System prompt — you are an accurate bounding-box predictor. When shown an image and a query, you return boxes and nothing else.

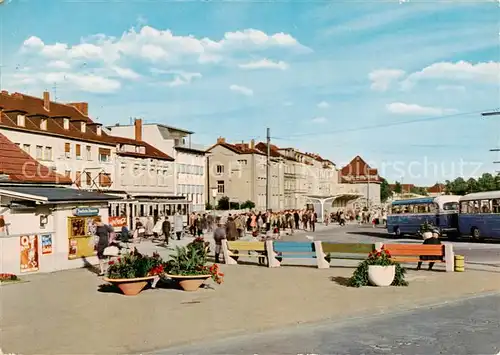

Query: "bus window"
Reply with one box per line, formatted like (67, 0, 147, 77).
(493, 199, 500, 214)
(443, 202, 458, 211)
(481, 200, 491, 214)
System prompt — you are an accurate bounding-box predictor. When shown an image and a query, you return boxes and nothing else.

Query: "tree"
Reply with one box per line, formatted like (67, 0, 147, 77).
(466, 178, 479, 194)
(410, 186, 428, 196)
(229, 202, 240, 210)
(380, 178, 392, 202)
(477, 173, 496, 192)
(241, 200, 256, 209)
(205, 202, 213, 210)
(393, 181, 402, 194)
(217, 196, 230, 210)
(448, 177, 468, 195)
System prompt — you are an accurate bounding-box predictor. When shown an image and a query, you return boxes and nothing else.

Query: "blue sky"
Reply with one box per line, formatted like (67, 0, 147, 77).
(1, 0, 499, 185)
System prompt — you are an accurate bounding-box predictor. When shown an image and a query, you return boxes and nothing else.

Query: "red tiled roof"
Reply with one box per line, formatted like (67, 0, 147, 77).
(255, 142, 282, 157)
(427, 183, 445, 193)
(207, 141, 265, 155)
(0, 133, 72, 184)
(0, 91, 173, 161)
(340, 155, 382, 183)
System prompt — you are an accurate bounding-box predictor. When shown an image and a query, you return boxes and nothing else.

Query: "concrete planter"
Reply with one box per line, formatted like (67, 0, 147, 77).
(166, 274, 211, 291)
(368, 265, 395, 287)
(104, 276, 156, 296)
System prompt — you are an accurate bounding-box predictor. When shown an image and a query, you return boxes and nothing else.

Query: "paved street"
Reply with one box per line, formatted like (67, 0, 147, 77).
(155, 292, 500, 355)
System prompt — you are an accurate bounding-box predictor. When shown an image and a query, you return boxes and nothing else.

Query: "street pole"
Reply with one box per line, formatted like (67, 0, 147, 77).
(266, 127, 270, 212)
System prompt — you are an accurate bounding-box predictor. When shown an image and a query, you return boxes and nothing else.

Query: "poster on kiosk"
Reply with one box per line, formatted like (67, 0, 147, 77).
(67, 207, 101, 260)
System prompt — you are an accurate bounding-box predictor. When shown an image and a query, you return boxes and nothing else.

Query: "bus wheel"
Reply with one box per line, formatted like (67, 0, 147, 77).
(471, 227, 481, 242)
(394, 227, 401, 237)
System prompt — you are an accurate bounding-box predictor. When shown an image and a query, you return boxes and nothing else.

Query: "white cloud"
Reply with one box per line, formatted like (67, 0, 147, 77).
(311, 116, 328, 123)
(386, 102, 458, 116)
(317, 101, 329, 108)
(47, 60, 71, 69)
(229, 84, 253, 96)
(283, 101, 293, 106)
(402, 61, 500, 89)
(110, 66, 141, 80)
(239, 59, 289, 70)
(20, 26, 307, 66)
(166, 71, 202, 87)
(368, 69, 406, 91)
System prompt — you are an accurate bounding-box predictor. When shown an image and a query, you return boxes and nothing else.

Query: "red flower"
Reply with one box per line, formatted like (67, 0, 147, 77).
(108, 260, 115, 265)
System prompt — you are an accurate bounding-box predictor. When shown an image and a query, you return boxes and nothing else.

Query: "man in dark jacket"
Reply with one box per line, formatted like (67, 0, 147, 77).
(417, 230, 442, 270)
(213, 222, 227, 263)
(225, 216, 238, 241)
(162, 217, 171, 245)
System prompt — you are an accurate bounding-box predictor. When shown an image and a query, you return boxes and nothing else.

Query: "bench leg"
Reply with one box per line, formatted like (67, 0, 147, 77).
(221, 242, 238, 265)
(265, 240, 280, 267)
(314, 241, 330, 269)
(444, 244, 454, 272)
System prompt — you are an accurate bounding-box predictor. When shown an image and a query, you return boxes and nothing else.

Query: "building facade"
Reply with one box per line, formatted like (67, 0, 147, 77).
(107, 122, 206, 212)
(339, 156, 382, 208)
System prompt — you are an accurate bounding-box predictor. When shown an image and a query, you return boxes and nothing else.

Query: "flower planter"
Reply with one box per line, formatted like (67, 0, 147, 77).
(368, 265, 395, 287)
(166, 274, 211, 292)
(104, 276, 157, 296)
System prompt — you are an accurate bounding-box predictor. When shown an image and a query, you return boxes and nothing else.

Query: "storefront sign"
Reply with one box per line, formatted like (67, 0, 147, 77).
(20, 235, 39, 273)
(109, 216, 127, 228)
(41, 234, 53, 255)
(73, 207, 99, 217)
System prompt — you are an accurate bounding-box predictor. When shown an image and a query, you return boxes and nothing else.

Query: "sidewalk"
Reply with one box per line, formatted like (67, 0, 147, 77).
(1, 258, 499, 354)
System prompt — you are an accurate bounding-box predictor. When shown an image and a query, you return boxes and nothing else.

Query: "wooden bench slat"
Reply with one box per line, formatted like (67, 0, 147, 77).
(392, 257, 445, 263)
(279, 253, 316, 259)
(274, 242, 315, 253)
(227, 241, 266, 252)
(322, 243, 375, 254)
(384, 244, 444, 256)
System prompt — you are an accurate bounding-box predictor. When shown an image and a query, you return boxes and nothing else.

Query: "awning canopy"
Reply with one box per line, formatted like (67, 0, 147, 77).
(0, 186, 123, 204)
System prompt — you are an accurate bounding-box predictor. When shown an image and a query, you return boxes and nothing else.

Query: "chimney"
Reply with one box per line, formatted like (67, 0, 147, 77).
(68, 102, 89, 116)
(134, 118, 142, 141)
(43, 91, 50, 111)
(250, 139, 255, 149)
(216, 136, 226, 144)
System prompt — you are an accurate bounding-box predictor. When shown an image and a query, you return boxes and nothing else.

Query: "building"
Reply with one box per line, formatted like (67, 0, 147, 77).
(0, 132, 121, 275)
(0, 90, 190, 228)
(107, 121, 206, 212)
(427, 183, 446, 196)
(206, 137, 270, 210)
(339, 156, 382, 208)
(207, 137, 359, 217)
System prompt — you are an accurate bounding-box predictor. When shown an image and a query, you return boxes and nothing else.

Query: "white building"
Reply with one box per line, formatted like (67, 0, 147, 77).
(0, 90, 190, 228)
(107, 121, 206, 212)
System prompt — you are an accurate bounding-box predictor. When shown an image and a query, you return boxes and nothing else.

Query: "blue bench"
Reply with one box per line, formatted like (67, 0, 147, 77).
(269, 241, 329, 268)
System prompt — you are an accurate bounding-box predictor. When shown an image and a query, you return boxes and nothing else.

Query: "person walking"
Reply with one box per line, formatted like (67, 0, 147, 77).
(225, 216, 238, 241)
(174, 212, 183, 240)
(213, 222, 227, 263)
(96, 221, 113, 276)
(162, 216, 171, 245)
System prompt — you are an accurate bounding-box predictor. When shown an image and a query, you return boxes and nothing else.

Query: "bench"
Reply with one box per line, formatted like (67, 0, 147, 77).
(221, 241, 268, 266)
(270, 241, 329, 268)
(383, 243, 454, 272)
(321, 242, 380, 263)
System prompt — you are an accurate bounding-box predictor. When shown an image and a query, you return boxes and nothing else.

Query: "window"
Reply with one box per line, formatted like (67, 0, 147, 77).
(217, 180, 225, 194)
(75, 144, 81, 159)
(443, 202, 459, 211)
(238, 159, 248, 165)
(65, 143, 71, 158)
(75, 171, 81, 187)
(40, 119, 47, 130)
(216, 165, 224, 174)
(99, 148, 111, 162)
(86, 146, 92, 160)
(36, 145, 43, 159)
(86, 172, 92, 186)
(17, 115, 25, 127)
(65, 170, 71, 178)
(63, 118, 69, 130)
(23, 144, 30, 154)
(99, 173, 112, 187)
(44, 147, 53, 161)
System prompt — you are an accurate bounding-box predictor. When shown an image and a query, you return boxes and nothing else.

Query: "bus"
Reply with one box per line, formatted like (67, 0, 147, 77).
(387, 195, 460, 237)
(458, 191, 500, 241)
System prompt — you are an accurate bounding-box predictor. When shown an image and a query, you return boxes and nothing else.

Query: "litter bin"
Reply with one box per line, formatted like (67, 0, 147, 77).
(454, 255, 465, 272)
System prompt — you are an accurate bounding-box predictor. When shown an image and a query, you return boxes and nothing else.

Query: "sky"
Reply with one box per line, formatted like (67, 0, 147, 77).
(0, 0, 499, 185)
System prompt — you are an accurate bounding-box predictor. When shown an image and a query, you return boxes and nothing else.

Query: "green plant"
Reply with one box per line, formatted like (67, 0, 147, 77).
(165, 245, 224, 284)
(419, 221, 435, 233)
(347, 249, 408, 287)
(107, 249, 164, 279)
(0, 273, 19, 282)
(188, 237, 210, 255)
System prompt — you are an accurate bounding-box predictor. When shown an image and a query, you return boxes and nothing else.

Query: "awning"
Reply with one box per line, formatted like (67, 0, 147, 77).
(0, 186, 123, 204)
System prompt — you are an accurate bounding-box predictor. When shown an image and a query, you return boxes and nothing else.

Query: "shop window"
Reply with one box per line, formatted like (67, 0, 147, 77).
(98, 173, 112, 187)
